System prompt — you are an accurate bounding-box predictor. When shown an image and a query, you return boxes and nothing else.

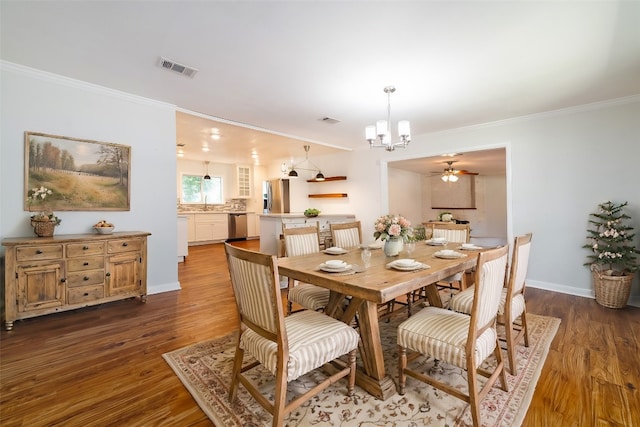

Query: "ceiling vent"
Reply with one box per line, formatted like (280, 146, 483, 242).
(319, 116, 341, 124)
(158, 57, 198, 78)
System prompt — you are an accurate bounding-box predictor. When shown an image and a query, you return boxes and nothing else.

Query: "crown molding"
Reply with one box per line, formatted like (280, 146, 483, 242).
(1, 60, 175, 111)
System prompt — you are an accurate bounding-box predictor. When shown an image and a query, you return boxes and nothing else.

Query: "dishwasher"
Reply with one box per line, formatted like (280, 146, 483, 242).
(227, 213, 248, 241)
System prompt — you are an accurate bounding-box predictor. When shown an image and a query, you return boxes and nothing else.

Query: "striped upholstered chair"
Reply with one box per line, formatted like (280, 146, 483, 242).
(282, 225, 330, 314)
(397, 245, 509, 427)
(329, 221, 363, 249)
(450, 233, 533, 375)
(224, 243, 359, 427)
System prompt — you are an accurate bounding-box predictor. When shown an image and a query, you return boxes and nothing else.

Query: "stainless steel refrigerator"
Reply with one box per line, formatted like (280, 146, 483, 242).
(265, 179, 290, 213)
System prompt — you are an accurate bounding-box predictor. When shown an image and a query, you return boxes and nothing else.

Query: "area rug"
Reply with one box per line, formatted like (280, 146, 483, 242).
(163, 313, 559, 426)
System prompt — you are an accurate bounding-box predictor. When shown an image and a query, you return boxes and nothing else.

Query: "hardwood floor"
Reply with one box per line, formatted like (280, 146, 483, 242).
(1, 240, 638, 426)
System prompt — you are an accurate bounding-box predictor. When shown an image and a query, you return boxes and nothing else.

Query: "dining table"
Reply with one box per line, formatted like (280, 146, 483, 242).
(277, 240, 485, 400)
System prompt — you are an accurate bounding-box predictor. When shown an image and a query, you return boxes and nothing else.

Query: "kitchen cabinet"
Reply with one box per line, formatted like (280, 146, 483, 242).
(259, 214, 356, 255)
(185, 214, 196, 242)
(2, 232, 150, 331)
(236, 165, 251, 198)
(194, 213, 228, 242)
(177, 216, 189, 262)
(247, 212, 257, 238)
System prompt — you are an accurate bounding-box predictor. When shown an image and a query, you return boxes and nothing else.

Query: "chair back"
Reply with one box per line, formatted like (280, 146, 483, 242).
(430, 222, 470, 243)
(224, 243, 283, 339)
(330, 221, 362, 248)
(470, 245, 509, 334)
(507, 233, 532, 296)
(283, 225, 321, 257)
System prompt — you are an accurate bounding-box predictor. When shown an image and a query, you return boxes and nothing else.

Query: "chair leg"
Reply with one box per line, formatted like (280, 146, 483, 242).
(467, 358, 481, 427)
(272, 367, 288, 427)
(228, 339, 244, 402)
(398, 345, 407, 395)
(521, 310, 530, 347)
(504, 315, 517, 376)
(286, 277, 294, 315)
(494, 338, 509, 392)
(347, 349, 356, 396)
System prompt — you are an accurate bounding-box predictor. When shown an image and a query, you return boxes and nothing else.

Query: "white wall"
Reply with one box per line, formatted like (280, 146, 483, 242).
(388, 167, 423, 227)
(1, 62, 180, 294)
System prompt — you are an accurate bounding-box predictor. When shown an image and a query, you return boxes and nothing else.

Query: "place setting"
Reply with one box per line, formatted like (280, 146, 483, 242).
(386, 258, 430, 272)
(433, 249, 467, 259)
(425, 237, 448, 246)
(322, 246, 348, 255)
(316, 259, 361, 275)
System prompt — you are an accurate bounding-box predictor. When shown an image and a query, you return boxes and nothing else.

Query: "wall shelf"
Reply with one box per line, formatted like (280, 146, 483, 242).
(306, 176, 347, 183)
(308, 193, 348, 198)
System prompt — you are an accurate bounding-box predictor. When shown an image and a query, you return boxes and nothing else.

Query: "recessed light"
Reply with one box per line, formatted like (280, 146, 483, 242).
(211, 134, 221, 141)
(202, 146, 210, 152)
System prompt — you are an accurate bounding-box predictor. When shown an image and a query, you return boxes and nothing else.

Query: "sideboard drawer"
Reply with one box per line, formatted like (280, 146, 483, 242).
(66, 242, 105, 258)
(68, 285, 105, 304)
(67, 257, 105, 272)
(107, 239, 143, 254)
(67, 270, 105, 287)
(16, 245, 64, 262)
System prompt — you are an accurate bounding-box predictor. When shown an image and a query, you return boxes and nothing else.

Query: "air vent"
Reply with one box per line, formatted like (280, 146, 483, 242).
(319, 116, 341, 124)
(158, 57, 198, 78)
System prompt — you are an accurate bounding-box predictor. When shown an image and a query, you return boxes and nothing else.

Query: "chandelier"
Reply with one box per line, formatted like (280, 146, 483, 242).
(441, 161, 459, 182)
(281, 145, 325, 181)
(365, 86, 411, 151)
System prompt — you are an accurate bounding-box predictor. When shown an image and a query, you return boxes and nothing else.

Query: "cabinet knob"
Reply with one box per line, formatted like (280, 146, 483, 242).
(83, 246, 89, 250)
(36, 250, 43, 254)
(83, 262, 89, 266)
(60, 278, 66, 283)
(122, 242, 128, 247)
(83, 276, 90, 281)
(106, 272, 111, 277)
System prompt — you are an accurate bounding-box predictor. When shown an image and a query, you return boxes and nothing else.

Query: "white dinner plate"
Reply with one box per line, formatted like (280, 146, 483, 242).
(434, 251, 466, 259)
(319, 263, 352, 273)
(323, 248, 348, 255)
(426, 240, 447, 246)
(388, 261, 428, 271)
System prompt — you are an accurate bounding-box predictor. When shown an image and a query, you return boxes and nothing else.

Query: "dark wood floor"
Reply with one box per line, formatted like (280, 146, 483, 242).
(1, 241, 638, 426)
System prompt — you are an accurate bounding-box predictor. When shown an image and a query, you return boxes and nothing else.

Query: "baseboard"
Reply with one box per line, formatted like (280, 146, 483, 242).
(148, 281, 181, 295)
(528, 279, 639, 308)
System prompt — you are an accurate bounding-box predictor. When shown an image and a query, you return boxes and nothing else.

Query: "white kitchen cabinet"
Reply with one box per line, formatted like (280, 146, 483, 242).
(177, 216, 189, 262)
(259, 214, 355, 255)
(194, 213, 228, 242)
(186, 214, 196, 242)
(247, 212, 257, 238)
(236, 165, 251, 198)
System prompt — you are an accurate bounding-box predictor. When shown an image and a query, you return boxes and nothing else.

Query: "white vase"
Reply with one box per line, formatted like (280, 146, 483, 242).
(384, 237, 403, 257)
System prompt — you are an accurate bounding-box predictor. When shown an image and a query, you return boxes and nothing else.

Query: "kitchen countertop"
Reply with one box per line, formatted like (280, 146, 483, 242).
(259, 213, 355, 218)
(177, 211, 253, 214)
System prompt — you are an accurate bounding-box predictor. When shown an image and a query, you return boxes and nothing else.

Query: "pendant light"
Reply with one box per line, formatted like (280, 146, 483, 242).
(203, 161, 211, 180)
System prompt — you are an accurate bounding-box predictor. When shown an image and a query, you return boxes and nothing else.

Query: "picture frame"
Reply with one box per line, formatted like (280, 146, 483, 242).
(24, 132, 131, 211)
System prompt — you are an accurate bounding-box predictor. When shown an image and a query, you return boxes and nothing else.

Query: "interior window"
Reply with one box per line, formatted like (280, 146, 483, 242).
(181, 174, 223, 204)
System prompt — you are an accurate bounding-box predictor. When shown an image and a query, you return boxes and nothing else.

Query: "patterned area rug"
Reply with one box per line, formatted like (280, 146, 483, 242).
(163, 313, 559, 426)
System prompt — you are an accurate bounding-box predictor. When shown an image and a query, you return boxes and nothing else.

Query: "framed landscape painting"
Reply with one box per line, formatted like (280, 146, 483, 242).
(24, 132, 131, 211)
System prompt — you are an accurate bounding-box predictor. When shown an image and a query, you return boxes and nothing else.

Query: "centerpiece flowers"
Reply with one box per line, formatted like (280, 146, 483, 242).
(583, 201, 638, 308)
(374, 214, 411, 256)
(27, 186, 62, 237)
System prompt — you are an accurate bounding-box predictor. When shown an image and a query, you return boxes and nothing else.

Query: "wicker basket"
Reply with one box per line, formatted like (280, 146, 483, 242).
(592, 268, 633, 309)
(31, 219, 56, 237)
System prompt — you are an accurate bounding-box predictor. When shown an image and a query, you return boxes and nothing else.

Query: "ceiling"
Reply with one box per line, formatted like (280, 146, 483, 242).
(2, 1, 639, 173)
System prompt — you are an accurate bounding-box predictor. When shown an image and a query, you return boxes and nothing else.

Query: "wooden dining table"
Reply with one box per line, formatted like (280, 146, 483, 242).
(277, 241, 483, 400)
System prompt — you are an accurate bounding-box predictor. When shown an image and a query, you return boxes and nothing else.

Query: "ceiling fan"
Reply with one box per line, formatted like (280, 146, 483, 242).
(432, 161, 478, 182)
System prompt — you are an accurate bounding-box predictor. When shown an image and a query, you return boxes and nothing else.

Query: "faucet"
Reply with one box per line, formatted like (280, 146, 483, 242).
(204, 195, 208, 211)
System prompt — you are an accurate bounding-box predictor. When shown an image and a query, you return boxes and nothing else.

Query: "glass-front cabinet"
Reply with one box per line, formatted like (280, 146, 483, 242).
(236, 165, 251, 198)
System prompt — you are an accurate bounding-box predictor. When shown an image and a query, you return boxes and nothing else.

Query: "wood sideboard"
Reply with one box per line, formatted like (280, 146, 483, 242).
(2, 231, 151, 331)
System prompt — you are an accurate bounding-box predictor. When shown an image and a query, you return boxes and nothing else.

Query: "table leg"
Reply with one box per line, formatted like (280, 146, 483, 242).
(353, 300, 398, 400)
